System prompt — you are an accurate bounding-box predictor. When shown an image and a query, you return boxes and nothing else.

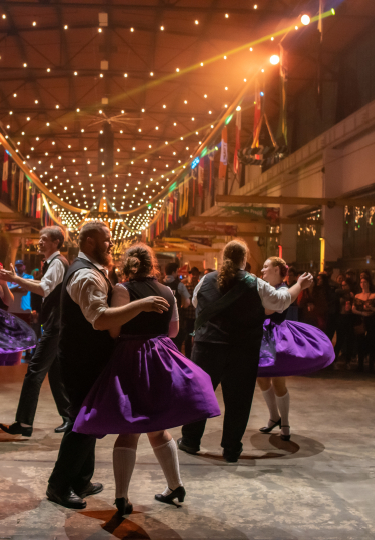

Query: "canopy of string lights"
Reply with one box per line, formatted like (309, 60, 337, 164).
(0, 0, 373, 238)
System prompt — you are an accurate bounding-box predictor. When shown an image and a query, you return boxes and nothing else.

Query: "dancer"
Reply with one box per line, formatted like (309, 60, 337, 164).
(73, 243, 220, 515)
(47, 222, 171, 510)
(257, 257, 334, 440)
(0, 227, 71, 436)
(178, 240, 313, 463)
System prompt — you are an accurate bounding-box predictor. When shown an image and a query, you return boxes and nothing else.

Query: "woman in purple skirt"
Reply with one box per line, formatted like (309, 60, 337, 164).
(257, 257, 334, 441)
(73, 243, 220, 515)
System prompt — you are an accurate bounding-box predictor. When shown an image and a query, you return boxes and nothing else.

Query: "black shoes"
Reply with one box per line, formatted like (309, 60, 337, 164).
(222, 449, 242, 463)
(0, 422, 32, 437)
(259, 418, 281, 434)
(55, 418, 73, 433)
(177, 437, 200, 455)
(76, 482, 103, 499)
(280, 426, 291, 442)
(155, 486, 186, 504)
(46, 485, 86, 509)
(114, 497, 133, 515)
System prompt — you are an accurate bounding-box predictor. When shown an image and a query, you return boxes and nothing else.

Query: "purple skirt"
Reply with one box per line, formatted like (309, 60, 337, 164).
(257, 319, 334, 377)
(73, 335, 221, 438)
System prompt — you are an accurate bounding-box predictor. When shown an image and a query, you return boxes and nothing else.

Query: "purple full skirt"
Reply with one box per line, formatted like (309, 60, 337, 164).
(73, 335, 221, 438)
(257, 319, 334, 377)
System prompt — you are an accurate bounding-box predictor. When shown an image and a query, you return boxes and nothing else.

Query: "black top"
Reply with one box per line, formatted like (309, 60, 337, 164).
(40, 254, 69, 333)
(269, 283, 289, 324)
(58, 257, 114, 417)
(194, 270, 265, 347)
(120, 277, 174, 336)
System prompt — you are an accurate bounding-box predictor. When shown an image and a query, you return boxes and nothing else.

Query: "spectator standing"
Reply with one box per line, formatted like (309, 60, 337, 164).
(352, 275, 375, 372)
(183, 267, 200, 359)
(345, 268, 359, 294)
(163, 262, 190, 351)
(334, 280, 355, 369)
(8, 260, 34, 324)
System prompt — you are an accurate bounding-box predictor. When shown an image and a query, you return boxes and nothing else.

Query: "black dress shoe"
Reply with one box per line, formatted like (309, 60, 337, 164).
(114, 497, 133, 515)
(46, 485, 86, 509)
(259, 418, 281, 434)
(177, 437, 199, 455)
(222, 449, 242, 463)
(54, 419, 73, 433)
(0, 422, 32, 437)
(155, 486, 186, 504)
(76, 482, 103, 499)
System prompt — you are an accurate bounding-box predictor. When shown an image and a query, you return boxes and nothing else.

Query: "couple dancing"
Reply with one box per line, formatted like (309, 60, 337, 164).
(46, 223, 320, 514)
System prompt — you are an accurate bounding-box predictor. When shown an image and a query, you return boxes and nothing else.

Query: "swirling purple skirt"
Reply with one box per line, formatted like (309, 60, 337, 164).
(73, 335, 221, 438)
(0, 308, 36, 355)
(257, 319, 334, 377)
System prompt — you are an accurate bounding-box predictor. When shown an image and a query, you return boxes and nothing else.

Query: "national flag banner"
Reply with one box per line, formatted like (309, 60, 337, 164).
(36, 192, 41, 218)
(18, 170, 24, 212)
(233, 110, 241, 174)
(277, 46, 288, 146)
(11, 162, 17, 204)
(218, 127, 227, 180)
(198, 157, 204, 199)
(179, 182, 184, 216)
(192, 169, 197, 207)
(208, 152, 214, 193)
(25, 180, 31, 214)
(253, 79, 262, 147)
(173, 191, 178, 221)
(318, 0, 323, 41)
(2, 150, 9, 194)
(168, 194, 173, 223)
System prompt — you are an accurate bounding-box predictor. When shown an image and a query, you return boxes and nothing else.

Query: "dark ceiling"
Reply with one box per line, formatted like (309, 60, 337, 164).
(0, 0, 374, 227)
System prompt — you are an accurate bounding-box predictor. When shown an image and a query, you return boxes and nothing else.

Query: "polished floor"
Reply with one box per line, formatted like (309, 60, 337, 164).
(0, 362, 374, 539)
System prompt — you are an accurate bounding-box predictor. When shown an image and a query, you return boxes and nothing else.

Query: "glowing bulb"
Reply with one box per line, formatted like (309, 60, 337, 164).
(301, 14, 310, 25)
(195, 20, 199, 24)
(270, 54, 280, 65)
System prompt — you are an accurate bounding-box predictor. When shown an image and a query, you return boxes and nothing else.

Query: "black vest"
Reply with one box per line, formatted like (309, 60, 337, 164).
(120, 277, 174, 336)
(194, 270, 265, 347)
(270, 283, 289, 324)
(40, 254, 69, 333)
(58, 257, 114, 417)
(166, 277, 182, 312)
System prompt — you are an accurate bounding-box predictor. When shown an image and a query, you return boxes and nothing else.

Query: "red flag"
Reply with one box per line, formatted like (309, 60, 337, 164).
(198, 157, 204, 199)
(233, 110, 241, 174)
(208, 152, 214, 193)
(253, 80, 262, 146)
(218, 127, 227, 180)
(168, 194, 173, 224)
(2, 150, 9, 193)
(36, 192, 41, 218)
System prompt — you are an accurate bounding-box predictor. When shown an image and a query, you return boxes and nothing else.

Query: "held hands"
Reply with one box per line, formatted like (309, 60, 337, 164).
(141, 296, 170, 314)
(297, 272, 313, 290)
(0, 263, 16, 283)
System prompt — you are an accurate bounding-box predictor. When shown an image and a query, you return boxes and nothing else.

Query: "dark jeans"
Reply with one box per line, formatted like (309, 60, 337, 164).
(183, 318, 195, 359)
(48, 422, 96, 493)
(181, 341, 260, 454)
(15, 332, 70, 426)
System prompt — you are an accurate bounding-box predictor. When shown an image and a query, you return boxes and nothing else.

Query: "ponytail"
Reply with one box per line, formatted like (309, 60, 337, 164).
(217, 239, 249, 293)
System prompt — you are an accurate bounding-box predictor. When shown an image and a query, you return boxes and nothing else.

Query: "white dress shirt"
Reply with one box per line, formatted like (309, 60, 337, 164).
(40, 251, 66, 298)
(66, 252, 110, 329)
(112, 282, 179, 321)
(192, 274, 292, 313)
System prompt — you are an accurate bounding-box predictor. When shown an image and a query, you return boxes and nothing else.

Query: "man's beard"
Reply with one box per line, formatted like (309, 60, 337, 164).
(92, 245, 112, 267)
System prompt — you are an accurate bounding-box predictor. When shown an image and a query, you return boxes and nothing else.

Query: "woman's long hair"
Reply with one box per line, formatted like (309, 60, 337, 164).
(217, 240, 249, 293)
(267, 256, 288, 279)
(121, 243, 160, 279)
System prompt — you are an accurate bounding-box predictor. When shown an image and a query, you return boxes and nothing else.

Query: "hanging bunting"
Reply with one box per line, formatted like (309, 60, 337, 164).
(18, 170, 24, 213)
(2, 150, 9, 194)
(233, 110, 241, 174)
(218, 126, 228, 180)
(10, 162, 17, 205)
(277, 46, 288, 146)
(198, 157, 204, 199)
(208, 151, 214, 194)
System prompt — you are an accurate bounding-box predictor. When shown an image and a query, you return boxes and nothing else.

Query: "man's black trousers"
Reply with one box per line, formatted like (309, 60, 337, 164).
(15, 332, 70, 426)
(48, 422, 96, 493)
(181, 341, 260, 454)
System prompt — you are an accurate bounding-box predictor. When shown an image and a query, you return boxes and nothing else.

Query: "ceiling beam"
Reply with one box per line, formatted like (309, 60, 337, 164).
(216, 195, 375, 208)
(188, 215, 324, 225)
(172, 229, 279, 238)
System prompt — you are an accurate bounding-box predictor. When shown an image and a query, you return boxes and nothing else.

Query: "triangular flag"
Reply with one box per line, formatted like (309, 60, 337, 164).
(218, 127, 228, 180)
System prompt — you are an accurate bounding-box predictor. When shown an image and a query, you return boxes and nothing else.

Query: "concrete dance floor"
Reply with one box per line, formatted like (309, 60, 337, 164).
(0, 364, 374, 540)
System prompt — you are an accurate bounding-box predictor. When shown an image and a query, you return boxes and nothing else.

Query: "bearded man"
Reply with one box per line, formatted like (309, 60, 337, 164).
(47, 221, 169, 509)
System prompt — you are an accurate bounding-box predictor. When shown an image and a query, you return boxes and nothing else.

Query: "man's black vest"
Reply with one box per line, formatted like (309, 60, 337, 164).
(58, 257, 114, 418)
(194, 270, 265, 347)
(40, 254, 69, 333)
(167, 277, 182, 312)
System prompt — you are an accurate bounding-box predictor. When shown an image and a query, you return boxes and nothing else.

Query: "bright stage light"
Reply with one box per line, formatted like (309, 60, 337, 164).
(270, 54, 280, 65)
(301, 14, 310, 25)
